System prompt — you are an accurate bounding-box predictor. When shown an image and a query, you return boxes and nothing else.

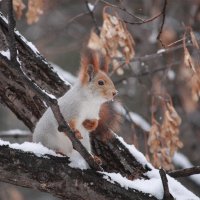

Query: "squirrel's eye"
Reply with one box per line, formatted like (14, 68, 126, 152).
(98, 80, 105, 86)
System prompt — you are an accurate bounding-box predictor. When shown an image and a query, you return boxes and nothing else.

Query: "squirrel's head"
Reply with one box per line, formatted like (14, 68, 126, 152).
(79, 49, 117, 102)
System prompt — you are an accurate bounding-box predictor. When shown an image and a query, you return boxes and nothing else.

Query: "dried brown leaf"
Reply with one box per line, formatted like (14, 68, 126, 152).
(148, 98, 183, 170)
(26, 0, 44, 24)
(13, 0, 26, 19)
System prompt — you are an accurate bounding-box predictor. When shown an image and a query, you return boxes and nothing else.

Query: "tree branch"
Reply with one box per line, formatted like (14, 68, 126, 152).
(168, 166, 200, 178)
(0, 144, 157, 200)
(159, 169, 174, 200)
(156, 0, 168, 46)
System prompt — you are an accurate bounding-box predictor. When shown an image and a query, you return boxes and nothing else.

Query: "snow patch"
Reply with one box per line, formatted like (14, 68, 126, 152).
(69, 150, 89, 170)
(117, 136, 152, 168)
(41, 88, 56, 99)
(101, 169, 199, 200)
(0, 139, 59, 157)
(0, 139, 89, 170)
(0, 12, 8, 23)
(15, 30, 40, 55)
(0, 49, 11, 59)
(88, 3, 94, 11)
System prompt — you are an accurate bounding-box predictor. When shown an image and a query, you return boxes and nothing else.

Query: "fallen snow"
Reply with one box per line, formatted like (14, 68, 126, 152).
(69, 150, 89, 170)
(15, 30, 40, 55)
(0, 139, 89, 170)
(0, 49, 11, 59)
(173, 152, 200, 186)
(114, 103, 151, 132)
(117, 136, 153, 168)
(0, 11, 8, 23)
(102, 168, 199, 200)
(104, 137, 199, 199)
(0, 139, 59, 157)
(41, 88, 56, 99)
(88, 2, 94, 11)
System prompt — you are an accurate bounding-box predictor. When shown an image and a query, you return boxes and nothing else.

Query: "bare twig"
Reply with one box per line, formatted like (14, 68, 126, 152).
(66, 11, 89, 25)
(156, 0, 168, 47)
(100, 0, 145, 22)
(107, 0, 167, 26)
(123, 11, 164, 25)
(168, 166, 200, 178)
(159, 169, 174, 200)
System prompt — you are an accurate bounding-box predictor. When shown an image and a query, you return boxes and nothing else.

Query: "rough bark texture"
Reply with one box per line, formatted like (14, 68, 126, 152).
(0, 12, 70, 131)
(0, 145, 157, 200)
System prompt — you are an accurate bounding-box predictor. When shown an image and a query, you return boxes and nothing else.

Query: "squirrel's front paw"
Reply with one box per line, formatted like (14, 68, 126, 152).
(75, 130, 83, 139)
(82, 119, 98, 131)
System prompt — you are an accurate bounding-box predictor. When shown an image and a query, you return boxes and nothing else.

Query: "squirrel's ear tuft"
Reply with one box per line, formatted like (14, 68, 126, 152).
(99, 56, 109, 73)
(87, 64, 94, 82)
(79, 48, 100, 85)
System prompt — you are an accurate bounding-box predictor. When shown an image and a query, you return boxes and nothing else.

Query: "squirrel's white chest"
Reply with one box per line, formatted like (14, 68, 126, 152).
(78, 99, 101, 125)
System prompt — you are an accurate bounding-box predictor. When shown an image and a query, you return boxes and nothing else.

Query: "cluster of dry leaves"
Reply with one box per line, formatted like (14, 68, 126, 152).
(148, 98, 183, 170)
(88, 8, 135, 75)
(13, 0, 44, 24)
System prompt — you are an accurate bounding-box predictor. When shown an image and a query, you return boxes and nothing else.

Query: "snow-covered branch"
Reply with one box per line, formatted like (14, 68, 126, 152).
(0, 142, 157, 200)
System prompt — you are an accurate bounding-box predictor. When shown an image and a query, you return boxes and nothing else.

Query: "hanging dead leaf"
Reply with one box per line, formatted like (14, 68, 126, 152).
(148, 97, 183, 170)
(13, 0, 26, 19)
(190, 72, 200, 101)
(26, 0, 44, 24)
(87, 8, 135, 74)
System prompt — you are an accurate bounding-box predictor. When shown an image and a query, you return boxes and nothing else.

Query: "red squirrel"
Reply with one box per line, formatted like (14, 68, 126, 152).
(33, 49, 118, 156)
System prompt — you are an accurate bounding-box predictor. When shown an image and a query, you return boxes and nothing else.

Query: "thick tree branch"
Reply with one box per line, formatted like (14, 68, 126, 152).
(0, 12, 69, 130)
(0, 145, 157, 200)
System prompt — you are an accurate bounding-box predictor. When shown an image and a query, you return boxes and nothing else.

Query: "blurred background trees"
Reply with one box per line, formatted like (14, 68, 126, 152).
(0, 0, 200, 199)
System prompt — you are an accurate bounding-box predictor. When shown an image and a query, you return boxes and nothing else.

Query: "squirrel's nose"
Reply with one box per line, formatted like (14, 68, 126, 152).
(112, 90, 118, 97)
